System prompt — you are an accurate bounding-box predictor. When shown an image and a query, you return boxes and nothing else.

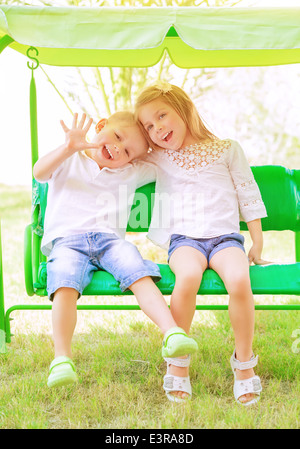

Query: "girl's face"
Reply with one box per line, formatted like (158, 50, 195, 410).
(138, 98, 194, 150)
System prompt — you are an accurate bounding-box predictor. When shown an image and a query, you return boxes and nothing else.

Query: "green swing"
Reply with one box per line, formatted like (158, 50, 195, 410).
(0, 5, 300, 353)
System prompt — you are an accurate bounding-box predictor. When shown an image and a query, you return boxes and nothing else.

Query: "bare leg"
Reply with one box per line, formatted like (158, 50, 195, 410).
(167, 247, 208, 400)
(209, 247, 256, 404)
(128, 276, 177, 334)
(169, 246, 208, 333)
(51, 287, 78, 359)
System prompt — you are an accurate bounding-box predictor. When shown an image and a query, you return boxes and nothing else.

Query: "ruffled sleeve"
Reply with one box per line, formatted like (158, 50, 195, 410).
(227, 140, 267, 223)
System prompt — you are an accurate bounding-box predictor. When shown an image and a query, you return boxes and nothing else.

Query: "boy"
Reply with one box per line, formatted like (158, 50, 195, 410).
(33, 112, 198, 388)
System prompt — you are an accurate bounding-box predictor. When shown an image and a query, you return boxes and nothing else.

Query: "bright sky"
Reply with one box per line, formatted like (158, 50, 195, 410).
(0, 48, 71, 186)
(0, 0, 299, 186)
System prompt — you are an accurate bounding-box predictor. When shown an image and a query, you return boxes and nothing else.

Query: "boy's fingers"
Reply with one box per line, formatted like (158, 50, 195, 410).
(60, 120, 69, 133)
(86, 142, 101, 149)
(83, 117, 94, 132)
(72, 112, 78, 129)
(61, 113, 91, 134)
(78, 113, 87, 129)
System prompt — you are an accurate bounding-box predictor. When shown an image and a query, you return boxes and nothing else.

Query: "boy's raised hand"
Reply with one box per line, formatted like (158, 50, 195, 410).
(60, 113, 99, 153)
(33, 113, 101, 182)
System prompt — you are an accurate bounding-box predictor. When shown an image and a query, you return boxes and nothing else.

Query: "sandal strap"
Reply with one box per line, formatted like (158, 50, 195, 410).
(49, 356, 75, 373)
(163, 326, 188, 346)
(234, 376, 262, 403)
(231, 351, 259, 371)
(163, 374, 192, 396)
(164, 355, 191, 368)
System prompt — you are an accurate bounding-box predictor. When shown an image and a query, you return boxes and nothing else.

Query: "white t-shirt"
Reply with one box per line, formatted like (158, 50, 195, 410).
(146, 139, 267, 249)
(40, 151, 156, 256)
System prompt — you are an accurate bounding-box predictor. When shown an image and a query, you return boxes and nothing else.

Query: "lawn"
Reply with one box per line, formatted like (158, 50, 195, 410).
(0, 184, 299, 429)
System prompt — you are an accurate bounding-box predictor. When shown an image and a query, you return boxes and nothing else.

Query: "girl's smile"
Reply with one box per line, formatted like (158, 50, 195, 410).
(138, 99, 195, 150)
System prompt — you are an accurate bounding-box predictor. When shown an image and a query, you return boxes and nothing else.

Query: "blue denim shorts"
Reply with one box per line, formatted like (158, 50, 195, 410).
(46, 232, 161, 301)
(168, 232, 245, 263)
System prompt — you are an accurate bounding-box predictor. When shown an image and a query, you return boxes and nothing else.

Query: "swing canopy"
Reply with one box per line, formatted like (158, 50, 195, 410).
(1, 5, 300, 68)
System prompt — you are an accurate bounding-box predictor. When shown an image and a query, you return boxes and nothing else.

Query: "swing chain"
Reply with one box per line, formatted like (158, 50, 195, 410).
(26, 46, 39, 70)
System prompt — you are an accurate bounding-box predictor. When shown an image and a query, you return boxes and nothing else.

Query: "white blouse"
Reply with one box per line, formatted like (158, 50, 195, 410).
(147, 138, 267, 249)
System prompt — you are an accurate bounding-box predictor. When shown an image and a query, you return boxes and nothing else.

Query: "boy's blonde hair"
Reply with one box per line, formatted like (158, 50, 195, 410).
(135, 81, 217, 150)
(96, 110, 140, 134)
(108, 111, 137, 127)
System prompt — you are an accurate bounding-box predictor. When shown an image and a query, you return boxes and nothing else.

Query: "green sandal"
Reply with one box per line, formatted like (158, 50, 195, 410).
(162, 327, 198, 358)
(47, 356, 78, 388)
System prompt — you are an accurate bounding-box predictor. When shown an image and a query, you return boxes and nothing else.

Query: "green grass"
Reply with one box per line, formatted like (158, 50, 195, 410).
(0, 184, 300, 429)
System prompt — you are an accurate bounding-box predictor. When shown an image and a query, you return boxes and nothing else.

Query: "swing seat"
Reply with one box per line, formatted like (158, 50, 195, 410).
(32, 260, 300, 297)
(25, 165, 300, 298)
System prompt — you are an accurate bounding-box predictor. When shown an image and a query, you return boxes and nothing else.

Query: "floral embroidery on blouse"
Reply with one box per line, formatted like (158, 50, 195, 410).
(240, 198, 264, 208)
(234, 179, 255, 191)
(163, 138, 231, 174)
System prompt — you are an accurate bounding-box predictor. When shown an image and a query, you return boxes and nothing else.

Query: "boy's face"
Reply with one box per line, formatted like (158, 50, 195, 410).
(89, 121, 148, 169)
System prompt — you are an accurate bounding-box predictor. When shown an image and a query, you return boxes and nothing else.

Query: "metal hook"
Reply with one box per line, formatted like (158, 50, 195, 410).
(26, 46, 39, 70)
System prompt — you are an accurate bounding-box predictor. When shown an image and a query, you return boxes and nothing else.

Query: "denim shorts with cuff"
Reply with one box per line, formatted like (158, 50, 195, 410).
(168, 232, 245, 263)
(47, 232, 161, 301)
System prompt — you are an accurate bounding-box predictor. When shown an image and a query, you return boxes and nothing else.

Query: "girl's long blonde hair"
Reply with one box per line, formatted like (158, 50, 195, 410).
(135, 81, 217, 150)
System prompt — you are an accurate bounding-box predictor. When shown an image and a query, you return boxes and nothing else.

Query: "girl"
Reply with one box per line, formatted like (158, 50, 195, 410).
(135, 81, 268, 405)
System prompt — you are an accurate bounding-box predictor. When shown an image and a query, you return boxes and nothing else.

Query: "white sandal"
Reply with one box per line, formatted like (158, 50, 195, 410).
(230, 350, 262, 406)
(163, 356, 192, 403)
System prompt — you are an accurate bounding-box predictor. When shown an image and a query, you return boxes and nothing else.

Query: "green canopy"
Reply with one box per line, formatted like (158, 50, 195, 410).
(0, 5, 300, 67)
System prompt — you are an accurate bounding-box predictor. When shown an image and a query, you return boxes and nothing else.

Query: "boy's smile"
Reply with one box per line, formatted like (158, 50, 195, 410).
(87, 122, 148, 169)
(102, 145, 114, 160)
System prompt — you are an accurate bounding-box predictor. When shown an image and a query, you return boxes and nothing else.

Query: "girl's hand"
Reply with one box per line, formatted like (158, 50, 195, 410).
(60, 113, 100, 154)
(248, 245, 271, 265)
